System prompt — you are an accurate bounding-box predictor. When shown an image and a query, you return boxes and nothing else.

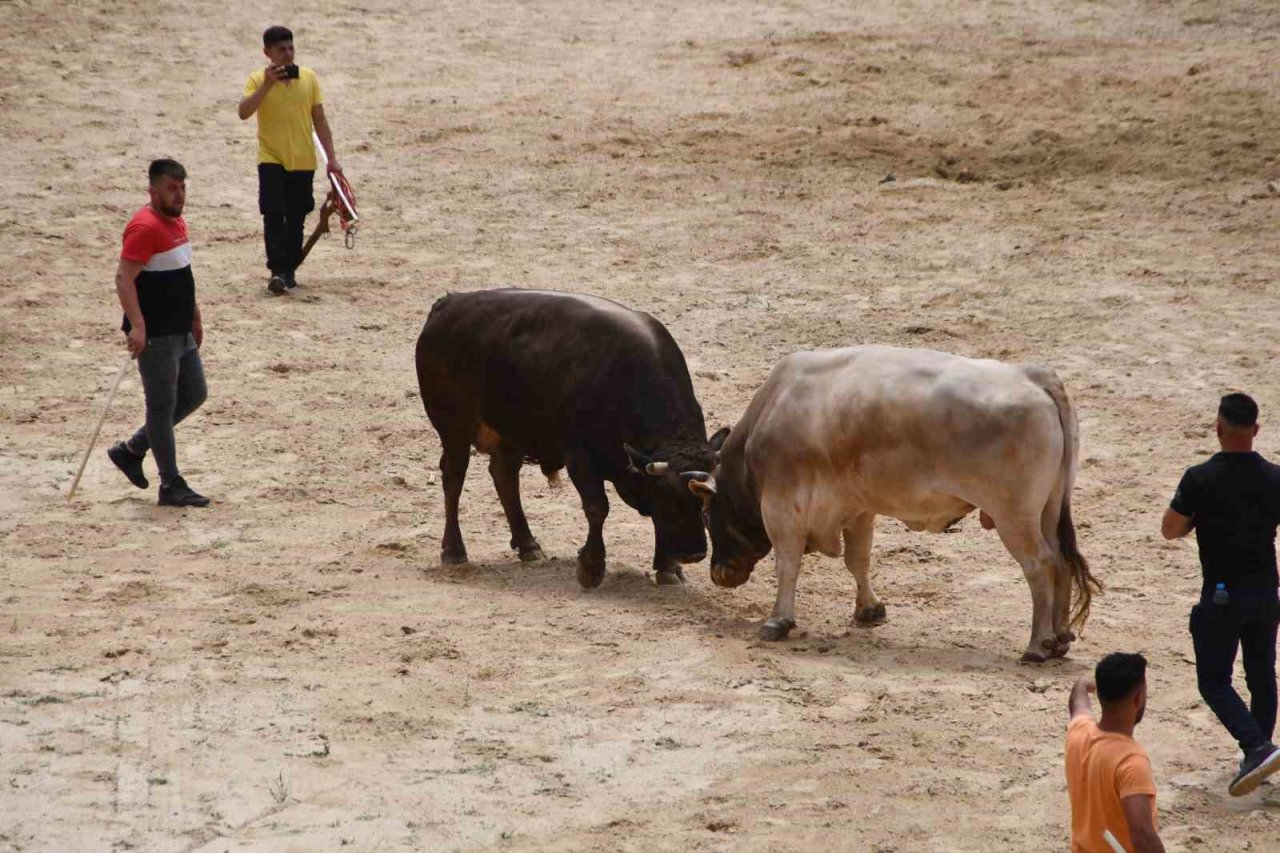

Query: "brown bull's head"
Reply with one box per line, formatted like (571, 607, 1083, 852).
(623, 439, 716, 564)
(682, 428, 772, 586)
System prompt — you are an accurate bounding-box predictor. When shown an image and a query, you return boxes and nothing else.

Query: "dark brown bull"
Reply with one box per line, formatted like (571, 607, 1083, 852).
(415, 289, 718, 586)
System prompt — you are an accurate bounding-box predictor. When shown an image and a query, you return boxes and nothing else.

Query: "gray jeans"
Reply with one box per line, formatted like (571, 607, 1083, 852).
(124, 333, 207, 486)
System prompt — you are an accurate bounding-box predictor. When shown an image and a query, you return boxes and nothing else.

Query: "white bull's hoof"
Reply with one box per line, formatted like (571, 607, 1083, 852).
(1021, 639, 1059, 663)
(854, 603, 887, 625)
(654, 570, 686, 586)
(759, 618, 796, 641)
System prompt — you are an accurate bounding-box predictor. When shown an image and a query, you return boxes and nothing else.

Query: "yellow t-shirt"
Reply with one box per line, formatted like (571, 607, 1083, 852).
(243, 67, 324, 171)
(1065, 716, 1158, 852)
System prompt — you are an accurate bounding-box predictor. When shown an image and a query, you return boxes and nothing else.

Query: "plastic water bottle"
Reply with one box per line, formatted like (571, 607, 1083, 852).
(1213, 583, 1229, 606)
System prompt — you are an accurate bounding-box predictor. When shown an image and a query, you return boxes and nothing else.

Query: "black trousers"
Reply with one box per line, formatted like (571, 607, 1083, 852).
(1190, 588, 1280, 754)
(258, 164, 315, 276)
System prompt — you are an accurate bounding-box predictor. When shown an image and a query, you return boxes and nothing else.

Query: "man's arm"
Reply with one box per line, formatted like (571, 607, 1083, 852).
(1121, 794, 1164, 853)
(192, 300, 203, 349)
(238, 67, 285, 120)
(1068, 676, 1095, 720)
(311, 104, 341, 172)
(1162, 508, 1194, 540)
(115, 258, 147, 354)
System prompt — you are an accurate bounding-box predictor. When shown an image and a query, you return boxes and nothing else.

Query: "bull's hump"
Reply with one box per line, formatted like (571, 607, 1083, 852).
(517, 289, 658, 342)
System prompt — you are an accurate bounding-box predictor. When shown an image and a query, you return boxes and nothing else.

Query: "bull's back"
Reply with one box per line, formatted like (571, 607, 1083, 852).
(745, 346, 1061, 495)
(415, 289, 688, 452)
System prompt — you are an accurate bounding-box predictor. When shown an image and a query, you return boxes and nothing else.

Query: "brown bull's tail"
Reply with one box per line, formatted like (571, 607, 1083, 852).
(1059, 498, 1101, 632)
(1027, 365, 1102, 633)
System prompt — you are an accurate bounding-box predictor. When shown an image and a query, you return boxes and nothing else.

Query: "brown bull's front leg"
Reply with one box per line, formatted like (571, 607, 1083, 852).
(760, 534, 805, 641)
(567, 452, 609, 588)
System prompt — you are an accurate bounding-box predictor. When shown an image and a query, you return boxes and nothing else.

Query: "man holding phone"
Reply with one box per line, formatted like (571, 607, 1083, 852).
(237, 25, 341, 295)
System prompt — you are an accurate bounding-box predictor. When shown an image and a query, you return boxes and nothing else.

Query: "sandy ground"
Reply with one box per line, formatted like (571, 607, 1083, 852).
(4, 0, 1280, 849)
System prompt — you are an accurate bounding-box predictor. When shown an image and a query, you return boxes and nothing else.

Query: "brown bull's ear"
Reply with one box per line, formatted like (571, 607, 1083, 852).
(709, 427, 731, 452)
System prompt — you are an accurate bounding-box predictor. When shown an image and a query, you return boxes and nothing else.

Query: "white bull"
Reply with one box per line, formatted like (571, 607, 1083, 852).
(688, 345, 1100, 662)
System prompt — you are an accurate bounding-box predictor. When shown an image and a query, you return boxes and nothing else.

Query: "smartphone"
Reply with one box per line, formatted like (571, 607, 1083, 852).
(282, 64, 300, 79)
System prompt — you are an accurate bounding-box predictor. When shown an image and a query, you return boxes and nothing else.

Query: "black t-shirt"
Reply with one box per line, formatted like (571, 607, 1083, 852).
(1171, 451, 1280, 596)
(118, 206, 195, 337)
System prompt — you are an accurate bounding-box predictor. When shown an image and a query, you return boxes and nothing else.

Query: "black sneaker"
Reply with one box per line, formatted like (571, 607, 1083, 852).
(107, 442, 148, 489)
(1229, 742, 1280, 796)
(158, 476, 210, 508)
(284, 271, 298, 290)
(268, 274, 288, 294)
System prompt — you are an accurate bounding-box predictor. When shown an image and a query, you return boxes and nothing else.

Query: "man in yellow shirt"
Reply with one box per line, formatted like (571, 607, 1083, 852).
(237, 25, 342, 294)
(1065, 653, 1164, 853)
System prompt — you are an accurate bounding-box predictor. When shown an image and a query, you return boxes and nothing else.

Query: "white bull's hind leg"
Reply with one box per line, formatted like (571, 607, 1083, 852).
(760, 534, 805, 641)
(992, 513, 1060, 663)
(844, 514, 885, 625)
(1041, 503, 1076, 655)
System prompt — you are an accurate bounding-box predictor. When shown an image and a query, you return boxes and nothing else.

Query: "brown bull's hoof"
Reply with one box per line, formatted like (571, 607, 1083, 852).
(1021, 649, 1049, 664)
(855, 604, 887, 625)
(440, 549, 469, 566)
(655, 570, 686, 586)
(576, 559, 606, 588)
(1057, 631, 1077, 644)
(759, 618, 796, 641)
(517, 542, 546, 562)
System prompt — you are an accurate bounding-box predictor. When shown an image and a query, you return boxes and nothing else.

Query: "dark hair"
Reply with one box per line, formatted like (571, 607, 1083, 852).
(148, 158, 186, 184)
(263, 26, 293, 47)
(1095, 652, 1147, 703)
(1220, 393, 1259, 428)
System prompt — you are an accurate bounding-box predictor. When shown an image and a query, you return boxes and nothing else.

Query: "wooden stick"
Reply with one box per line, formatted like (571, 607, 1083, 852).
(297, 197, 335, 269)
(67, 356, 132, 502)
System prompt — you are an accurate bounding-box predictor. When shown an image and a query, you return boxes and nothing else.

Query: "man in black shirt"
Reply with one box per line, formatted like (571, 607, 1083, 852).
(1164, 392, 1280, 795)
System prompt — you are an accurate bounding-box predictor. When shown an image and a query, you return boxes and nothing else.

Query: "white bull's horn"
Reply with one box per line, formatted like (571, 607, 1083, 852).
(645, 461, 669, 475)
(682, 471, 717, 496)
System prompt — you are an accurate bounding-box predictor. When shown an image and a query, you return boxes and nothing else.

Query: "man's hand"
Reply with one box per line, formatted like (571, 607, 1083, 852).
(1069, 676, 1096, 720)
(127, 324, 146, 355)
(326, 159, 343, 174)
(192, 315, 203, 349)
(264, 64, 288, 87)
(238, 65, 287, 119)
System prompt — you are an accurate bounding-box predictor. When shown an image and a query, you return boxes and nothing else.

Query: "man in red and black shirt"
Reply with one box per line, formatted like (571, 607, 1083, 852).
(106, 159, 210, 507)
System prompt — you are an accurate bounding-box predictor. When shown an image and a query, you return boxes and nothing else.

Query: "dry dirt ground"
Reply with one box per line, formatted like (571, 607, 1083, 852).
(4, 0, 1280, 849)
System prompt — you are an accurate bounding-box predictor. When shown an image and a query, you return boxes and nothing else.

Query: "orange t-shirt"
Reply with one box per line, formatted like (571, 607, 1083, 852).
(1064, 716, 1158, 852)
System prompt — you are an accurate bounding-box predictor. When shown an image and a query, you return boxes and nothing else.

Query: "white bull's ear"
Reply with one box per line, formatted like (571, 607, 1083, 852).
(681, 471, 717, 498)
(645, 461, 669, 476)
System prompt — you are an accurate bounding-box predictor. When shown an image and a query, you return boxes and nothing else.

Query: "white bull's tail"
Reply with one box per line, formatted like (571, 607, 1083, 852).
(1026, 365, 1101, 632)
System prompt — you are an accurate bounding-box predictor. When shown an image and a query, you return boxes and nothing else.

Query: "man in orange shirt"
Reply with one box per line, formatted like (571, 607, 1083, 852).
(1065, 653, 1164, 853)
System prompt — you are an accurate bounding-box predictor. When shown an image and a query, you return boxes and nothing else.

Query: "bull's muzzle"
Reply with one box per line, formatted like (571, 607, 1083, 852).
(710, 563, 752, 588)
